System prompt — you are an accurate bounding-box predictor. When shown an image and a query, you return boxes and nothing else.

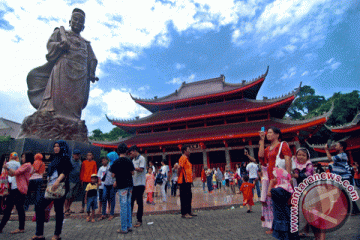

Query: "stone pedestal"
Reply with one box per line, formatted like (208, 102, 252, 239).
(17, 111, 88, 142)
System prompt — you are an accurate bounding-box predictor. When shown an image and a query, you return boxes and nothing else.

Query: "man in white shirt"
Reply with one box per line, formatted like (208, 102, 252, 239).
(246, 161, 261, 199)
(128, 145, 146, 228)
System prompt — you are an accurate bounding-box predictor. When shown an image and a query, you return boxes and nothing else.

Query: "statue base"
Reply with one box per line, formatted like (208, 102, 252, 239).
(17, 111, 88, 142)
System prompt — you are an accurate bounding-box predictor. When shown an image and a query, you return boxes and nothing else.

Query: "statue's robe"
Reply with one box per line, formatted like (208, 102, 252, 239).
(27, 27, 97, 121)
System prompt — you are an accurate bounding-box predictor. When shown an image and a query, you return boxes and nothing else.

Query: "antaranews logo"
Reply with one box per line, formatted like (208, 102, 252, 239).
(290, 172, 359, 233)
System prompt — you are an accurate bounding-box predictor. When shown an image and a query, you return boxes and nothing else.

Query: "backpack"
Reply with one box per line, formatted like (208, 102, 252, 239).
(155, 173, 164, 184)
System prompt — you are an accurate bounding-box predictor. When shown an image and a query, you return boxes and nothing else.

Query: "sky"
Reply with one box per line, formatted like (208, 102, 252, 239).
(1, 0, 359, 135)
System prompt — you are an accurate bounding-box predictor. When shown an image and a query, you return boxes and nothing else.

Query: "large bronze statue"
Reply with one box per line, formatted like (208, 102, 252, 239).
(18, 8, 98, 142)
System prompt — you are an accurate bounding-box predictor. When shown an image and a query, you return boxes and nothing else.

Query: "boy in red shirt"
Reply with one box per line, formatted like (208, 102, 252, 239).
(239, 175, 255, 213)
(79, 152, 97, 213)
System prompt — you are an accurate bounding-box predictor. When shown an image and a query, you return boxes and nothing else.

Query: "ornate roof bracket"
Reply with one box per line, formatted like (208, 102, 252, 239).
(305, 136, 351, 149)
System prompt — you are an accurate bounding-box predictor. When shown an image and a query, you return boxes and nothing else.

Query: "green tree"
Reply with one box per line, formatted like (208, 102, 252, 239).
(286, 85, 326, 119)
(89, 127, 130, 141)
(309, 90, 360, 126)
(89, 129, 104, 141)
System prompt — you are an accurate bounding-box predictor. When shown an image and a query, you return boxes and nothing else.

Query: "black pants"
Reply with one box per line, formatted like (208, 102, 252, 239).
(0, 189, 26, 231)
(131, 185, 145, 223)
(35, 196, 65, 236)
(179, 183, 192, 216)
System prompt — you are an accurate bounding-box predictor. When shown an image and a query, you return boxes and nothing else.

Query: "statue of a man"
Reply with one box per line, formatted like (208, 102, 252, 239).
(27, 8, 98, 121)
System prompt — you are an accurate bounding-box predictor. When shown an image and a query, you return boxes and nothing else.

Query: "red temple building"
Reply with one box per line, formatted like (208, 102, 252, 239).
(308, 112, 360, 165)
(92, 67, 332, 176)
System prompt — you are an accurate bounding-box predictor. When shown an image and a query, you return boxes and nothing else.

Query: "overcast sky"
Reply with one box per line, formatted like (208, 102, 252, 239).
(1, 0, 359, 134)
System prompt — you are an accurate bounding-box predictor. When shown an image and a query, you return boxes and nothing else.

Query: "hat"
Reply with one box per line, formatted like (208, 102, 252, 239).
(91, 174, 98, 178)
(9, 152, 18, 159)
(73, 149, 81, 154)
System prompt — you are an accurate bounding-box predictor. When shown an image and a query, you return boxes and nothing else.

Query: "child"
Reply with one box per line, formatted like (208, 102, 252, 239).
(145, 167, 155, 204)
(97, 157, 108, 218)
(80, 152, 97, 213)
(212, 171, 217, 190)
(239, 175, 255, 213)
(229, 170, 236, 194)
(85, 174, 99, 223)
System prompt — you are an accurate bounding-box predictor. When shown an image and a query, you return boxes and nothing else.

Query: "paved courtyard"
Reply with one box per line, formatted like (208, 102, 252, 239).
(1, 179, 360, 239)
(1, 204, 360, 240)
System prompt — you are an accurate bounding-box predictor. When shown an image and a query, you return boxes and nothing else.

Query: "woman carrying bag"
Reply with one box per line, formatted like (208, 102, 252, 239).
(31, 140, 72, 240)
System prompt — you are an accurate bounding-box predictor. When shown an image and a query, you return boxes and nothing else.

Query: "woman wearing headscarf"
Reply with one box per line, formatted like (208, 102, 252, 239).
(31, 140, 72, 240)
(0, 152, 33, 234)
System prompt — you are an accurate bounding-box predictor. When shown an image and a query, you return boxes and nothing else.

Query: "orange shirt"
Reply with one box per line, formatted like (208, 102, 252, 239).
(80, 160, 97, 183)
(178, 155, 193, 184)
(240, 182, 255, 202)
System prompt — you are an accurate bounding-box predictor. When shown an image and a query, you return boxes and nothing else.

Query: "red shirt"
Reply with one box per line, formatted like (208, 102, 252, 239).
(259, 142, 292, 180)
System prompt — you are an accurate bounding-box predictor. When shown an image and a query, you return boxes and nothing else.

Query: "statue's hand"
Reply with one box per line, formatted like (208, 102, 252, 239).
(90, 75, 99, 83)
(59, 40, 70, 51)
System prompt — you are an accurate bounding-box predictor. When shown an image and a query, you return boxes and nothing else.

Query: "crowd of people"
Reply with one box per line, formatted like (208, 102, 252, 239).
(0, 127, 359, 240)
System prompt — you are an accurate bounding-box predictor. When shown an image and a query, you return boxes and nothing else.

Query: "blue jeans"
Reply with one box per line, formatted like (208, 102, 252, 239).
(102, 185, 116, 216)
(249, 178, 261, 198)
(119, 187, 132, 232)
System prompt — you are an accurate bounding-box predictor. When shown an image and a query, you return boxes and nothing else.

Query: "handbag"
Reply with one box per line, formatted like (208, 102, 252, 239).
(44, 182, 66, 199)
(275, 142, 286, 170)
(275, 142, 296, 171)
(0, 170, 9, 196)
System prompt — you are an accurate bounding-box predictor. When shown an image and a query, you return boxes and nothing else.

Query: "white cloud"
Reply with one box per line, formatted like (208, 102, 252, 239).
(83, 86, 151, 125)
(326, 58, 335, 64)
(166, 73, 196, 84)
(281, 67, 297, 80)
(301, 71, 309, 76)
(284, 44, 297, 53)
(330, 62, 341, 70)
(175, 63, 186, 70)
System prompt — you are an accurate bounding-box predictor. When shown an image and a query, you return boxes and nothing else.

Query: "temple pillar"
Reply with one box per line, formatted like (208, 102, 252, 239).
(202, 150, 208, 168)
(225, 148, 231, 167)
(249, 147, 255, 158)
(294, 141, 301, 150)
(348, 150, 354, 164)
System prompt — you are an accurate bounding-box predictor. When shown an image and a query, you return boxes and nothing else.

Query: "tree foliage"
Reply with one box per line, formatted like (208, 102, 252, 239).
(89, 127, 130, 141)
(286, 85, 360, 126)
(287, 85, 326, 119)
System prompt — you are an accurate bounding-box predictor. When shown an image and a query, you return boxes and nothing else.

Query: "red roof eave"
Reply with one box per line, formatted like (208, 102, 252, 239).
(99, 116, 327, 149)
(134, 77, 265, 106)
(114, 95, 295, 128)
(331, 125, 360, 133)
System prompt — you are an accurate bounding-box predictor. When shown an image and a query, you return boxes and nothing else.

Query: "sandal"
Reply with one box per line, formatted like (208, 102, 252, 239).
(30, 236, 45, 240)
(108, 215, 114, 221)
(11, 229, 25, 234)
(51, 237, 61, 240)
(117, 229, 128, 234)
(86, 216, 91, 222)
(91, 219, 95, 223)
(98, 215, 106, 221)
(134, 222, 142, 227)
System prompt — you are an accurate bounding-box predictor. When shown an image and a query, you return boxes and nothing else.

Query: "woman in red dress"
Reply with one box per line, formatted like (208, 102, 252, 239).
(258, 127, 292, 237)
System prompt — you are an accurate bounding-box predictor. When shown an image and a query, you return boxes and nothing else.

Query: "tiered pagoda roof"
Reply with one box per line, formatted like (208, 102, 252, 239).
(131, 66, 269, 112)
(94, 111, 331, 149)
(108, 87, 300, 133)
(309, 112, 360, 153)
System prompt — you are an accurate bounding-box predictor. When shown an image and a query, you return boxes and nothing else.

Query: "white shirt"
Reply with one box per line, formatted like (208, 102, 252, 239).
(161, 165, 169, 181)
(7, 160, 20, 190)
(246, 162, 259, 179)
(97, 166, 107, 189)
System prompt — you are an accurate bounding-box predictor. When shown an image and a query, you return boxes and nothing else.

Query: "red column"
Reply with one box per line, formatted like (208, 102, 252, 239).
(348, 150, 354, 165)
